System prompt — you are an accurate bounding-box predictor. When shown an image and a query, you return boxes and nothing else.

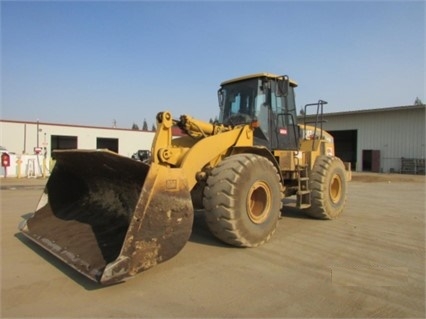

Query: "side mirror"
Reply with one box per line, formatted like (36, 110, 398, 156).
(276, 75, 289, 97)
(217, 89, 225, 109)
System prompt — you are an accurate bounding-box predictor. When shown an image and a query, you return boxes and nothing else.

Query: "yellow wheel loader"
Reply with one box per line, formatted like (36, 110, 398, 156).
(19, 73, 350, 284)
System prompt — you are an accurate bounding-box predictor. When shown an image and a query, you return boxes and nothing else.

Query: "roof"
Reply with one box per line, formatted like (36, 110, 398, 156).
(303, 104, 425, 118)
(0, 118, 155, 133)
(0, 119, 191, 137)
(220, 72, 298, 87)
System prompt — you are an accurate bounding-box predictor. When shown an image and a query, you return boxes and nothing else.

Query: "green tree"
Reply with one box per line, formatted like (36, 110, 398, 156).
(142, 119, 149, 131)
(414, 97, 423, 105)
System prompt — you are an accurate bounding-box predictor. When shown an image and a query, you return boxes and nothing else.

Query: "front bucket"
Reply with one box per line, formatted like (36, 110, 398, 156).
(19, 150, 194, 284)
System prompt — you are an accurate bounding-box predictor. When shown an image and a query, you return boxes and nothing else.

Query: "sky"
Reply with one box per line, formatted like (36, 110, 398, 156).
(1, 0, 425, 129)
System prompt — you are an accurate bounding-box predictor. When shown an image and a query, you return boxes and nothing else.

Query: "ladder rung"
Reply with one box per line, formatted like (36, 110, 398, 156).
(298, 203, 311, 209)
(297, 190, 311, 195)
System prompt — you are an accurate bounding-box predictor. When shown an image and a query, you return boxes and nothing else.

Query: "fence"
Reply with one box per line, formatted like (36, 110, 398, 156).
(401, 158, 425, 175)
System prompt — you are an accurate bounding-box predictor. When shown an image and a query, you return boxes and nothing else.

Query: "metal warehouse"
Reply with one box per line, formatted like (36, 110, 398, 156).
(303, 104, 425, 174)
(1, 103, 425, 177)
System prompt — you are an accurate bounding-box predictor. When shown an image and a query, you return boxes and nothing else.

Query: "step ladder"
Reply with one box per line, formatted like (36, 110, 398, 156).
(295, 160, 311, 209)
(27, 159, 36, 178)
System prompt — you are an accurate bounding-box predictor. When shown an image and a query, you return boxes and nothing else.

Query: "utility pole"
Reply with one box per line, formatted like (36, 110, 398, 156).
(37, 120, 40, 148)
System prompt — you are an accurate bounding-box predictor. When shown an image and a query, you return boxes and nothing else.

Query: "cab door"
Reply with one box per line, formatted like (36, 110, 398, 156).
(270, 82, 300, 151)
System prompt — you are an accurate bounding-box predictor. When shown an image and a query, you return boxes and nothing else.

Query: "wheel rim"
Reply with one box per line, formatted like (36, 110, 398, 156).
(247, 181, 271, 224)
(329, 174, 342, 203)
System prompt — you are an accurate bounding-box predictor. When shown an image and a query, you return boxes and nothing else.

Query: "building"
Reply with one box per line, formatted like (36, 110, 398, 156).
(302, 104, 425, 174)
(0, 119, 155, 177)
(0, 119, 156, 157)
(1, 103, 425, 177)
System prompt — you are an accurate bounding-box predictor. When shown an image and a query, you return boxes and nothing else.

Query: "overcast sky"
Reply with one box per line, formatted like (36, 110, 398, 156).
(1, 0, 424, 129)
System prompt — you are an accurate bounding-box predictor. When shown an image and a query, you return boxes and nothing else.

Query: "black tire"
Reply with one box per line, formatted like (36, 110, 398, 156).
(203, 154, 283, 247)
(305, 156, 347, 219)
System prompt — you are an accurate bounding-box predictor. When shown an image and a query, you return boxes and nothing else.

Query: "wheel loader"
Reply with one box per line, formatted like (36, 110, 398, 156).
(19, 73, 350, 284)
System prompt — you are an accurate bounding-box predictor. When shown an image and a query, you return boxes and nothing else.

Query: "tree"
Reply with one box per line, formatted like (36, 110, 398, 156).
(151, 124, 156, 131)
(131, 123, 139, 130)
(414, 97, 423, 105)
(142, 119, 149, 131)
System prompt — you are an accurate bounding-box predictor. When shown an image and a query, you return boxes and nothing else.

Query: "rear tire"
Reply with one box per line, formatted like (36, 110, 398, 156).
(203, 154, 283, 247)
(305, 156, 347, 219)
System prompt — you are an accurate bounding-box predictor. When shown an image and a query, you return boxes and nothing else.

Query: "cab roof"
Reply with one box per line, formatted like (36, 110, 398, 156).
(220, 72, 298, 87)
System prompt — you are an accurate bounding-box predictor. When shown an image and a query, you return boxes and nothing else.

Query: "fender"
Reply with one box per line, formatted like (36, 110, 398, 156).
(230, 146, 284, 184)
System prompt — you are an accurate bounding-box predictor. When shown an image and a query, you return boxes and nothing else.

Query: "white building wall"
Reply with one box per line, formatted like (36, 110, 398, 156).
(0, 120, 155, 177)
(318, 106, 425, 172)
(1, 120, 154, 157)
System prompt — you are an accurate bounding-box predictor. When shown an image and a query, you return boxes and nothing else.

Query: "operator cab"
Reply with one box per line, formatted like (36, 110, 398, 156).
(218, 73, 300, 150)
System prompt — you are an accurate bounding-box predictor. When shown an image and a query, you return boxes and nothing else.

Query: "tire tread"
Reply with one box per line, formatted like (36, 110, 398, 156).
(204, 154, 283, 247)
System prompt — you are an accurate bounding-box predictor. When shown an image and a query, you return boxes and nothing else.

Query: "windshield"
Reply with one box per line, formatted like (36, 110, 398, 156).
(218, 77, 299, 149)
(218, 79, 265, 125)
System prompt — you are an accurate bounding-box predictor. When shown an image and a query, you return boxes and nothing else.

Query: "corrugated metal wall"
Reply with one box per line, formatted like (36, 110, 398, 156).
(309, 105, 425, 172)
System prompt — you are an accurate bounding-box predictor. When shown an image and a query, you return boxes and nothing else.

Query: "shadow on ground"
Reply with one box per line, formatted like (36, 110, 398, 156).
(15, 199, 312, 289)
(16, 213, 125, 291)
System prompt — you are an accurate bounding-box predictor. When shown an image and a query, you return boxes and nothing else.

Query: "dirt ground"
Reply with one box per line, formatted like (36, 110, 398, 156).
(1, 173, 425, 318)
(351, 172, 425, 183)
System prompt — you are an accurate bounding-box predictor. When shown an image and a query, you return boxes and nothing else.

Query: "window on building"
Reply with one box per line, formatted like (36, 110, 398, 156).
(97, 137, 119, 153)
(50, 135, 78, 159)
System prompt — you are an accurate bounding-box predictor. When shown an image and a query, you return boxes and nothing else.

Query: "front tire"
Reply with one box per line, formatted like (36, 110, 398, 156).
(203, 154, 283, 247)
(305, 156, 347, 219)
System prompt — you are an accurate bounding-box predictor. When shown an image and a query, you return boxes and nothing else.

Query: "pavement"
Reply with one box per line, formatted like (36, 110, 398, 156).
(1, 172, 425, 318)
(1, 171, 424, 187)
(0, 177, 47, 189)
